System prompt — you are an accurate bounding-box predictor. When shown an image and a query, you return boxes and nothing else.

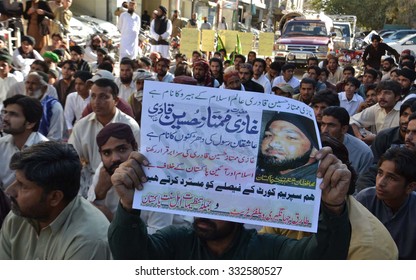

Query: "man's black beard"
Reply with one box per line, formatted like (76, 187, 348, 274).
(104, 162, 122, 175)
(120, 75, 133, 85)
(257, 146, 313, 174)
(128, 8, 134, 14)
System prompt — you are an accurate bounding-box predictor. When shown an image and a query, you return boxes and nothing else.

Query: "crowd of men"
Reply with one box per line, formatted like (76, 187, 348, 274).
(0, 1, 415, 260)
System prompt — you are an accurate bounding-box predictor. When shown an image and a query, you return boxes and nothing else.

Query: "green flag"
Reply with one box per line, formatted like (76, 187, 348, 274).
(216, 32, 226, 53)
(235, 33, 242, 55)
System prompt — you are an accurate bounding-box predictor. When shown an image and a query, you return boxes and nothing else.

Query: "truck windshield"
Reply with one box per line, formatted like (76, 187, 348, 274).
(335, 24, 350, 37)
(283, 21, 327, 37)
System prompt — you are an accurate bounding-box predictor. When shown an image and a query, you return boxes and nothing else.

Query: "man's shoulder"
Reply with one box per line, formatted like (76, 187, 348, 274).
(345, 133, 370, 149)
(115, 110, 139, 128)
(355, 187, 376, 203)
(0, 134, 13, 144)
(376, 126, 400, 137)
(71, 113, 96, 130)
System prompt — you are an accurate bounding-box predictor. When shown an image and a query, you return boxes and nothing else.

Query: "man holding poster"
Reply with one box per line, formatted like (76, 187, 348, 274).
(107, 81, 352, 260)
(108, 147, 351, 259)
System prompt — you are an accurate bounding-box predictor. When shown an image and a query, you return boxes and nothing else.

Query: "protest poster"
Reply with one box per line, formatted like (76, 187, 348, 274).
(218, 30, 238, 53)
(180, 28, 200, 58)
(238, 32, 255, 54)
(258, 32, 275, 56)
(201, 30, 216, 52)
(135, 81, 322, 233)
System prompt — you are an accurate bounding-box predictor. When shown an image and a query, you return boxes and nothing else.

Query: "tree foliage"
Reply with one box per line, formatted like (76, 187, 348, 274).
(308, 0, 393, 30)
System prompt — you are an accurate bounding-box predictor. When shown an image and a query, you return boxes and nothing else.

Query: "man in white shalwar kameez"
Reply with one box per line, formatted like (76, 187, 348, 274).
(149, 5, 172, 59)
(117, 0, 141, 61)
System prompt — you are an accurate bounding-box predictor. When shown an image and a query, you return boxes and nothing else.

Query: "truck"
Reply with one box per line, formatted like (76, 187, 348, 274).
(274, 12, 336, 66)
(328, 15, 357, 50)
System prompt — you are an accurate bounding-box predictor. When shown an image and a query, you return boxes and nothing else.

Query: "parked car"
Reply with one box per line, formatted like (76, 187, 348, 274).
(387, 33, 416, 54)
(67, 16, 95, 46)
(73, 15, 121, 57)
(382, 29, 416, 43)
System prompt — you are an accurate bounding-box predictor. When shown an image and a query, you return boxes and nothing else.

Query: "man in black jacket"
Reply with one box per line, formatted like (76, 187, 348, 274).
(362, 34, 400, 70)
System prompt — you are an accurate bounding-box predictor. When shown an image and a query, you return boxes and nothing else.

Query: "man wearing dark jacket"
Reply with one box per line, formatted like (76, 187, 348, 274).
(362, 34, 400, 70)
(108, 148, 352, 260)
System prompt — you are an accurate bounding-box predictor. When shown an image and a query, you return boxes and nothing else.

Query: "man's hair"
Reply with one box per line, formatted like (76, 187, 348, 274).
(98, 61, 114, 73)
(322, 106, 350, 127)
(31, 60, 49, 73)
(3, 95, 43, 131)
(328, 56, 339, 64)
(364, 68, 378, 80)
(409, 111, 416, 122)
(400, 61, 415, 70)
(310, 89, 340, 106)
(93, 78, 119, 98)
(321, 67, 330, 77)
(120, 57, 135, 68)
(307, 65, 322, 76)
(343, 65, 355, 76)
(239, 63, 253, 74)
(269, 61, 281, 72)
(234, 54, 246, 63)
(209, 57, 223, 71)
(192, 50, 202, 57)
(73, 70, 93, 82)
(300, 77, 316, 89)
(248, 51, 257, 57)
(61, 59, 77, 71)
(345, 77, 361, 89)
(174, 62, 192, 77)
(282, 63, 295, 72)
(400, 98, 416, 115)
(378, 147, 416, 185)
(375, 80, 402, 97)
(9, 142, 81, 202)
(306, 57, 319, 64)
(365, 83, 377, 94)
(400, 54, 415, 63)
(26, 71, 48, 87)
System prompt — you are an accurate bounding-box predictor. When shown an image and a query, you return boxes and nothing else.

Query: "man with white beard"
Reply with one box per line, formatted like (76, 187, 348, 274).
(24, 71, 65, 141)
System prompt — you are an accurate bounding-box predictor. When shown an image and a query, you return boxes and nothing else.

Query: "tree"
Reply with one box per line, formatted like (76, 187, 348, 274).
(309, 0, 391, 30)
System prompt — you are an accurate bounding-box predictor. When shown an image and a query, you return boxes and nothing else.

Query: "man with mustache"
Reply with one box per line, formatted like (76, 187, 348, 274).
(149, 5, 172, 59)
(255, 111, 319, 188)
(355, 98, 416, 193)
(68, 77, 140, 197)
(350, 80, 402, 145)
(88, 123, 191, 229)
(404, 112, 416, 152)
(108, 146, 352, 259)
(0, 95, 48, 191)
(0, 141, 111, 259)
(115, 58, 136, 101)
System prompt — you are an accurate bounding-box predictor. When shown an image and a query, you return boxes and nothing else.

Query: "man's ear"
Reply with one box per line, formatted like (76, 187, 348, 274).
(47, 190, 65, 207)
(407, 181, 416, 193)
(341, 125, 349, 135)
(395, 94, 401, 102)
(25, 121, 36, 131)
(114, 96, 119, 105)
